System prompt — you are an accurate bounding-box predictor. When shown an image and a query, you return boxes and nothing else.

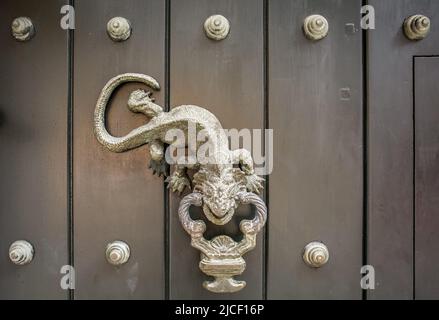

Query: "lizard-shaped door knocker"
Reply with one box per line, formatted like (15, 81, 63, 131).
(94, 73, 267, 293)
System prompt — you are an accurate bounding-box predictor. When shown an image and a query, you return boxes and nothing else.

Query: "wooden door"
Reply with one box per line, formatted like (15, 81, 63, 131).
(1, 0, 439, 300)
(0, 0, 68, 299)
(73, 0, 166, 299)
(168, 0, 264, 300)
(268, 0, 363, 299)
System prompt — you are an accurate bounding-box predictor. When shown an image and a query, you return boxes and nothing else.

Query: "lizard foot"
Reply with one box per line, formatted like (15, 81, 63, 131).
(165, 172, 191, 194)
(245, 174, 264, 194)
(148, 158, 168, 177)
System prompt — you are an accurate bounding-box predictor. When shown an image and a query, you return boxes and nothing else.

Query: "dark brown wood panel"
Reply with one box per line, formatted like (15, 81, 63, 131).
(414, 57, 439, 299)
(0, 0, 68, 299)
(368, 0, 439, 299)
(169, 0, 264, 299)
(268, 0, 363, 299)
(73, 0, 165, 299)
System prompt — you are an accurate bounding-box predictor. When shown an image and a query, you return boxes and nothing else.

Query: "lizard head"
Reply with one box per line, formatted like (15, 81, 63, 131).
(127, 89, 163, 117)
(193, 167, 246, 225)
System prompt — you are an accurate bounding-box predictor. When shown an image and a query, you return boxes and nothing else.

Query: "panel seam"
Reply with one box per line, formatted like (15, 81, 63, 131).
(164, 0, 171, 300)
(362, 0, 368, 301)
(262, 0, 269, 301)
(412, 55, 416, 300)
(67, 0, 75, 301)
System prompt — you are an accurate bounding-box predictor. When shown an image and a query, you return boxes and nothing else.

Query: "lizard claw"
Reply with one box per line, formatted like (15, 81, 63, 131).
(245, 174, 264, 194)
(148, 158, 168, 177)
(165, 173, 191, 194)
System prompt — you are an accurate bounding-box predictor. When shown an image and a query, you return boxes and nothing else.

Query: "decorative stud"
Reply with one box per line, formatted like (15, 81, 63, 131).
(204, 14, 230, 41)
(11, 17, 35, 42)
(303, 241, 329, 268)
(303, 14, 329, 41)
(107, 17, 132, 42)
(106, 240, 130, 265)
(404, 14, 430, 40)
(9, 240, 34, 265)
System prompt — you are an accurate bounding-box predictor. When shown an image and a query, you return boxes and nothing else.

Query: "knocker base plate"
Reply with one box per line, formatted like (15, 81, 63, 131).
(199, 235, 247, 293)
(179, 192, 266, 293)
(203, 277, 246, 293)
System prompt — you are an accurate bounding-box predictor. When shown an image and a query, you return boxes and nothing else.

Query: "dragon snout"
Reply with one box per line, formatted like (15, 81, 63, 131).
(203, 195, 236, 219)
(208, 203, 231, 218)
(199, 176, 242, 225)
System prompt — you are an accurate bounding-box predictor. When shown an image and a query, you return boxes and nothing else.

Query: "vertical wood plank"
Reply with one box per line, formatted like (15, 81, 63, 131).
(169, 0, 264, 299)
(0, 0, 68, 299)
(268, 0, 363, 299)
(367, 0, 439, 299)
(73, 0, 165, 299)
(414, 57, 439, 299)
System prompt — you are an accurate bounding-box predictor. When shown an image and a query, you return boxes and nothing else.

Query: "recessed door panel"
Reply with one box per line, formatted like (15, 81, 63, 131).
(169, 0, 264, 299)
(73, 0, 165, 299)
(0, 0, 68, 299)
(268, 0, 363, 299)
(414, 56, 439, 299)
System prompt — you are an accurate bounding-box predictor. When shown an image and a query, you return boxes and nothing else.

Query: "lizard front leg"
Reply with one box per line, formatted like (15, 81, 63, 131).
(165, 164, 191, 194)
(231, 149, 264, 194)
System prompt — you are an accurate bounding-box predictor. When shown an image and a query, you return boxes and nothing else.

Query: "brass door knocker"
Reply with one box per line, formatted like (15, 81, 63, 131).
(94, 73, 267, 293)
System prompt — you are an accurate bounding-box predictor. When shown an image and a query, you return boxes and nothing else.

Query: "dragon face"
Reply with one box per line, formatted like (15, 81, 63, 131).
(193, 168, 246, 225)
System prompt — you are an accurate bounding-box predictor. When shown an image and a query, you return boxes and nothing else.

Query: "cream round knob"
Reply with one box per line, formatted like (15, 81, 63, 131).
(303, 14, 329, 41)
(107, 17, 132, 42)
(204, 14, 230, 41)
(404, 15, 430, 40)
(303, 241, 329, 268)
(106, 241, 130, 265)
(9, 240, 34, 265)
(11, 17, 35, 41)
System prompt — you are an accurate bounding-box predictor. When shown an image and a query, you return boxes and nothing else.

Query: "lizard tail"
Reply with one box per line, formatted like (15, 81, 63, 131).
(94, 73, 160, 153)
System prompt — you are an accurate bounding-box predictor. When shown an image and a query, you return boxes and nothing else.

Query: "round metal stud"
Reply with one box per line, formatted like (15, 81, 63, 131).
(107, 17, 132, 42)
(204, 14, 230, 41)
(11, 17, 35, 42)
(303, 14, 329, 41)
(9, 240, 34, 265)
(106, 240, 130, 265)
(404, 14, 430, 40)
(303, 241, 329, 268)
